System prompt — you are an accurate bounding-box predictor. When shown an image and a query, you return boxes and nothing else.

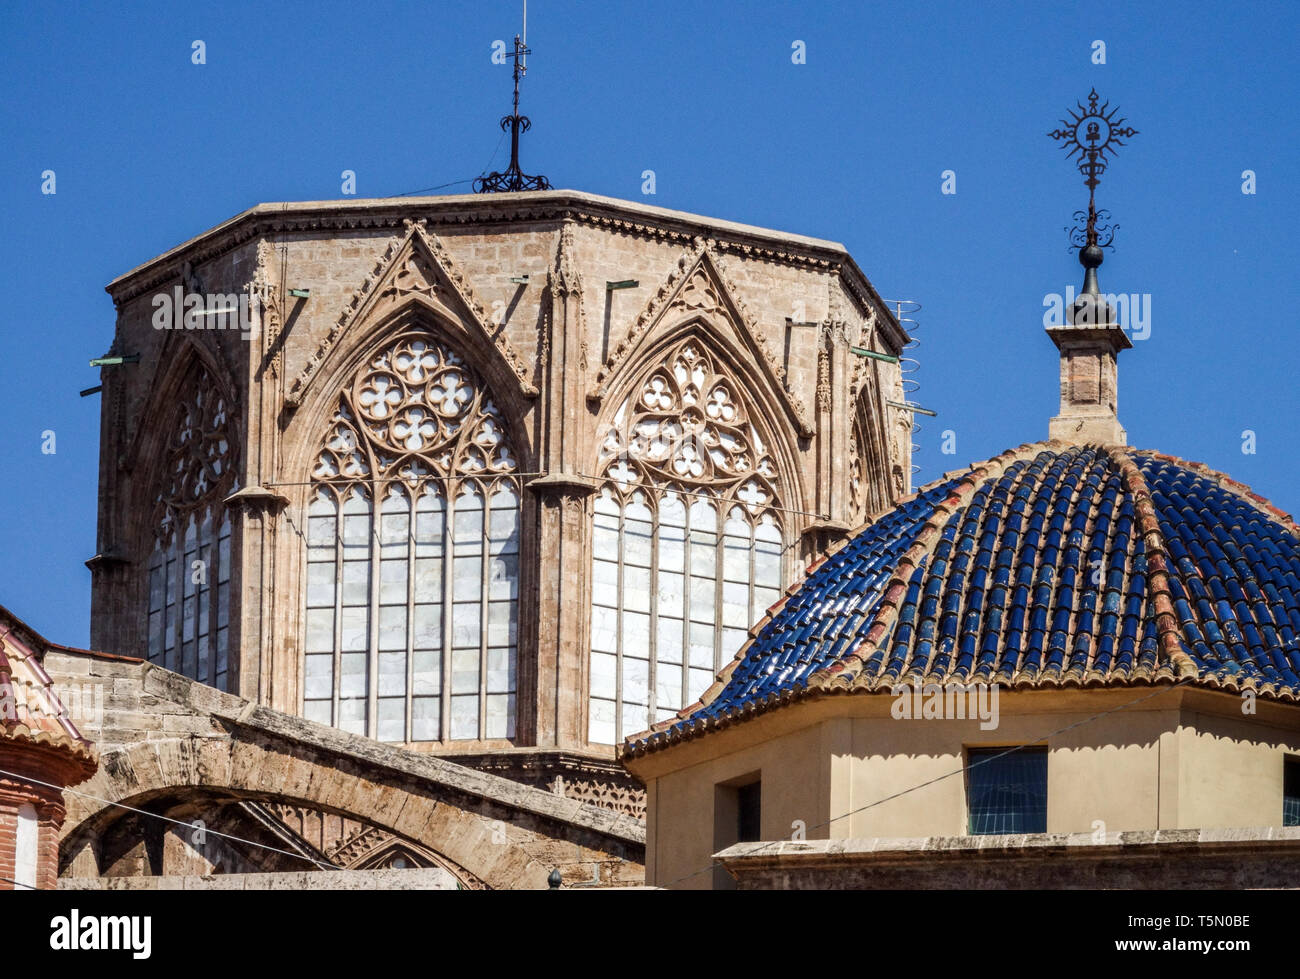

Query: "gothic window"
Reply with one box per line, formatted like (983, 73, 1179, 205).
(589, 340, 784, 744)
(304, 330, 519, 743)
(146, 366, 236, 691)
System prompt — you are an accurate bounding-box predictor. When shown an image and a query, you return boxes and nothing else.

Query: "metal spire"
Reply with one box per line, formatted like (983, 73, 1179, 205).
(1048, 89, 1138, 295)
(474, 2, 551, 193)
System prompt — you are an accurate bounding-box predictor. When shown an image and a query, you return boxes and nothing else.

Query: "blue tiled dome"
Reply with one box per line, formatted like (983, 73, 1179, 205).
(625, 442, 1300, 756)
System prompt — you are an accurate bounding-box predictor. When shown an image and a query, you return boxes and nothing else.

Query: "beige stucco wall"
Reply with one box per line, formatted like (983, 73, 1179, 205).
(629, 688, 1300, 888)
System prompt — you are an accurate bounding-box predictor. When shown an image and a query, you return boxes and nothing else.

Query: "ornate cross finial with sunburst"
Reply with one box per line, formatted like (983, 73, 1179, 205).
(1048, 89, 1139, 281)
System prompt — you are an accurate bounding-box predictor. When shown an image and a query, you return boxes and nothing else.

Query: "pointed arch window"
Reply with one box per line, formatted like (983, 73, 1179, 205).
(589, 340, 785, 744)
(145, 365, 236, 691)
(304, 330, 520, 743)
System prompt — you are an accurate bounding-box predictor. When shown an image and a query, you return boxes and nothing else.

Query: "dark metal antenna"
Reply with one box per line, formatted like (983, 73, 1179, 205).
(475, 1, 551, 193)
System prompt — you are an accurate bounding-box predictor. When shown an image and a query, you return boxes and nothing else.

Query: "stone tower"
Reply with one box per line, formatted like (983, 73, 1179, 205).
(88, 190, 909, 794)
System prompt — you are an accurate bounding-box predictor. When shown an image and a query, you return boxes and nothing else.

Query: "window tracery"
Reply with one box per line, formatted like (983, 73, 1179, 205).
(589, 340, 784, 744)
(146, 364, 236, 691)
(304, 331, 519, 743)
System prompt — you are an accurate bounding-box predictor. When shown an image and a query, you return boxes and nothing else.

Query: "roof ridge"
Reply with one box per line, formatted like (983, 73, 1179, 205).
(1110, 447, 1202, 681)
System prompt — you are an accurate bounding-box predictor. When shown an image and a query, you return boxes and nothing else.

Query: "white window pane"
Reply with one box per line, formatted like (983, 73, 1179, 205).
(378, 649, 406, 696)
(451, 647, 479, 693)
(342, 560, 370, 606)
(453, 495, 483, 547)
(623, 566, 651, 613)
(486, 646, 515, 693)
(592, 559, 619, 607)
(411, 697, 440, 741)
(413, 648, 441, 695)
(342, 510, 370, 546)
(689, 577, 716, 623)
(452, 602, 481, 647)
(303, 699, 333, 725)
(305, 608, 334, 652)
(590, 651, 618, 700)
(488, 506, 519, 547)
(450, 694, 478, 740)
(589, 698, 616, 745)
(657, 616, 684, 664)
(591, 605, 618, 653)
(657, 571, 684, 618)
(625, 518, 653, 567)
(755, 587, 781, 614)
(657, 522, 685, 573)
(622, 701, 650, 738)
(593, 522, 620, 561)
(485, 692, 514, 739)
(338, 695, 367, 735)
(307, 560, 336, 608)
(690, 536, 716, 578)
(488, 553, 518, 601)
(623, 612, 650, 657)
(623, 656, 649, 706)
(340, 651, 368, 698)
(377, 697, 405, 742)
(453, 556, 482, 602)
(380, 502, 409, 545)
(723, 534, 751, 583)
(380, 558, 407, 605)
(722, 580, 750, 628)
(304, 653, 334, 700)
(656, 663, 682, 710)
(688, 667, 713, 703)
(378, 603, 407, 650)
(721, 628, 749, 660)
(660, 494, 686, 528)
(487, 601, 515, 646)
(414, 556, 442, 603)
(340, 607, 369, 650)
(689, 622, 714, 668)
(413, 604, 442, 649)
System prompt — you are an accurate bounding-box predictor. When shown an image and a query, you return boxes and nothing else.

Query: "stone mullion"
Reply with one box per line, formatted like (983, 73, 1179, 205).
(646, 499, 660, 737)
(478, 479, 490, 741)
(366, 485, 381, 740)
(440, 482, 455, 742)
(404, 485, 416, 744)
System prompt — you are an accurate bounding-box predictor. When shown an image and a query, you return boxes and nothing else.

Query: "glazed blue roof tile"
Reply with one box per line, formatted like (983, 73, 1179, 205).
(626, 442, 1300, 757)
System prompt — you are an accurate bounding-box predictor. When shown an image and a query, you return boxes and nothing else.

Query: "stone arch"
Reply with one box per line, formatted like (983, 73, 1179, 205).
(124, 336, 241, 564)
(60, 734, 635, 890)
(282, 300, 537, 500)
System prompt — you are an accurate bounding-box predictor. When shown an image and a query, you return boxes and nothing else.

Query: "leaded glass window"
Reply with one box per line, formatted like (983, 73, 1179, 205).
(589, 340, 784, 744)
(304, 331, 519, 743)
(146, 367, 235, 691)
(1284, 758, 1300, 827)
(967, 747, 1049, 834)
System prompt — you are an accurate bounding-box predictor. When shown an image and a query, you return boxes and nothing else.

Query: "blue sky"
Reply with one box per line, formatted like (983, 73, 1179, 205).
(1, 0, 1296, 646)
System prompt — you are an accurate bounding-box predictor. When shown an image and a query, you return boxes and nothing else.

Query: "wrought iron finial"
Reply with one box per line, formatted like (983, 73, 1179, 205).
(1048, 89, 1138, 292)
(474, 7, 551, 194)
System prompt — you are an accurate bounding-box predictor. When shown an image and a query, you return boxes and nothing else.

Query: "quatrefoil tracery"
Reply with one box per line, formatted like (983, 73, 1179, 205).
(314, 333, 518, 488)
(599, 340, 779, 514)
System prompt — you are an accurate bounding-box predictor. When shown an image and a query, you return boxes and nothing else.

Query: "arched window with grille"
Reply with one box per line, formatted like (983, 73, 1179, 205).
(303, 330, 520, 743)
(145, 365, 236, 692)
(589, 339, 785, 744)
